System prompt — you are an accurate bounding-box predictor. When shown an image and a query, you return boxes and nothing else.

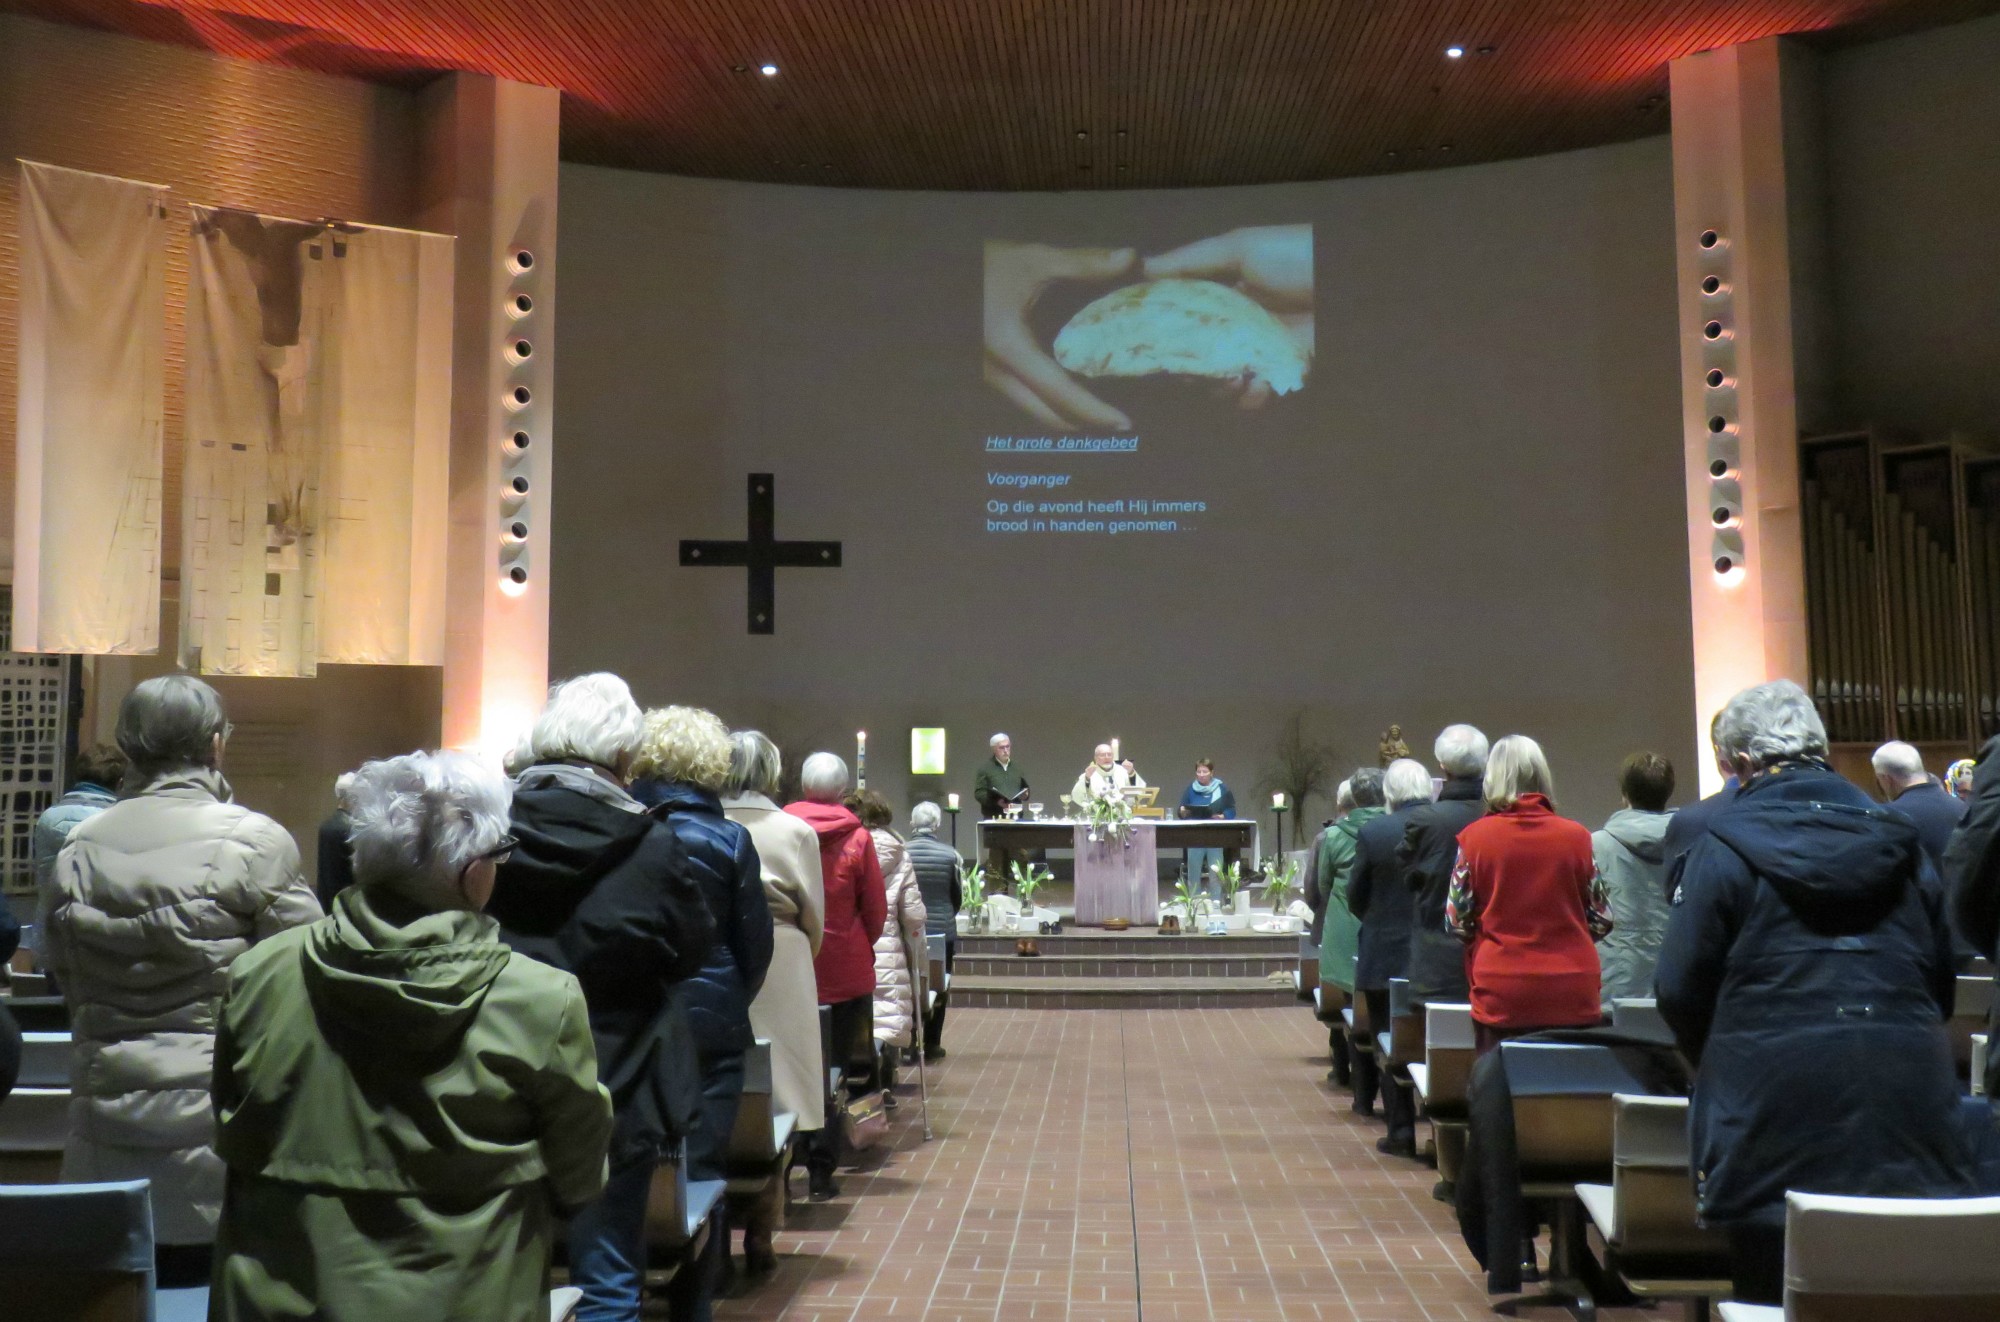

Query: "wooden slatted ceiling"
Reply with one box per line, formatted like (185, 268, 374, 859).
(6, 0, 1997, 188)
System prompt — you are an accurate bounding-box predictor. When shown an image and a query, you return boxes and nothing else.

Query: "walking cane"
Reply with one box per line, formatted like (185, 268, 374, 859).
(915, 939, 934, 1141)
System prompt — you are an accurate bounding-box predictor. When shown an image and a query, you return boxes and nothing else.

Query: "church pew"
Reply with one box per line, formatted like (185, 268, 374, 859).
(1611, 997, 1675, 1045)
(1411, 1003, 1474, 1187)
(0, 1087, 69, 1183)
(642, 1140, 726, 1289)
(1294, 933, 1318, 1003)
(1949, 976, 1994, 1077)
(724, 1041, 798, 1216)
(1574, 1094, 1732, 1322)
(3, 998, 69, 1033)
(1757, 1190, 2000, 1321)
(17, 1032, 71, 1089)
(1493, 1040, 1663, 1318)
(1974, 1034, 1987, 1097)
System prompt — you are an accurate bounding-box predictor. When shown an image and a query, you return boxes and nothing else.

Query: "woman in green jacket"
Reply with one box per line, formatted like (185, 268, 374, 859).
(1315, 768, 1386, 1084)
(209, 751, 614, 1322)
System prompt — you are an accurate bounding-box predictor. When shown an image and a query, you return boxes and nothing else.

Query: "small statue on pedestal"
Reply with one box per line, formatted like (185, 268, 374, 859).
(1378, 724, 1410, 767)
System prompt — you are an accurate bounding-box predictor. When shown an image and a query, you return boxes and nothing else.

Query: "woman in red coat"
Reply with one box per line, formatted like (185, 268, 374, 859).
(1446, 735, 1611, 1054)
(784, 751, 886, 1199)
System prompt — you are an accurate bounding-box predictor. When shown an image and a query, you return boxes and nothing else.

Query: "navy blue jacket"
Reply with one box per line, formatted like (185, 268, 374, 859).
(1657, 762, 1969, 1227)
(1660, 782, 1737, 892)
(632, 779, 774, 1059)
(1348, 803, 1421, 991)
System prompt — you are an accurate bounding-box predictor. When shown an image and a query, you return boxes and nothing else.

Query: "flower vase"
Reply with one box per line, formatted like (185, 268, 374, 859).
(1233, 892, 1252, 917)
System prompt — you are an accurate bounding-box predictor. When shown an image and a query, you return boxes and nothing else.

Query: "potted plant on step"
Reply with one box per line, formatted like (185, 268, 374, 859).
(958, 861, 988, 934)
(1168, 877, 1211, 935)
(1261, 856, 1302, 931)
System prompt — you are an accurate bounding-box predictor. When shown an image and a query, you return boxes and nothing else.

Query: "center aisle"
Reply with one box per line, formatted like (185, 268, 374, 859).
(719, 1008, 1652, 1322)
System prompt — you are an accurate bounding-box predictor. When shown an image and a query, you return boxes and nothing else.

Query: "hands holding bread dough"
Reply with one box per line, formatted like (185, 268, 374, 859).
(983, 226, 1313, 429)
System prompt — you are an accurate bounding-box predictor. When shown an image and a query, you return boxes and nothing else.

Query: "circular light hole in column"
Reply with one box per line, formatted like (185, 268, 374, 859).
(510, 430, 532, 451)
(506, 565, 529, 586)
(510, 339, 533, 361)
(511, 250, 535, 272)
(1714, 554, 1735, 574)
(511, 475, 530, 495)
(514, 294, 533, 315)
(1712, 507, 1733, 526)
(1699, 229, 1721, 249)
(1710, 459, 1730, 478)
(508, 520, 529, 541)
(1703, 320, 1724, 340)
(510, 385, 532, 407)
(1706, 368, 1727, 388)
(1701, 275, 1722, 295)
(1708, 415, 1728, 433)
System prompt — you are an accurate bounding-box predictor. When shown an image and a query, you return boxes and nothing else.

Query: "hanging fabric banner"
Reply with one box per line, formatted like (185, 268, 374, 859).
(13, 161, 170, 655)
(182, 206, 452, 676)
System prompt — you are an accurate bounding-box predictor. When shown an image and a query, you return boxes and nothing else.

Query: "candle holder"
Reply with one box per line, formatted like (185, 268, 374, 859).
(1271, 802, 1288, 866)
(944, 799, 961, 851)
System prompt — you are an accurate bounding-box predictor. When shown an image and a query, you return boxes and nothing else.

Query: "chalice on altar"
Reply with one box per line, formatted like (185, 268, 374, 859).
(1027, 801, 1044, 821)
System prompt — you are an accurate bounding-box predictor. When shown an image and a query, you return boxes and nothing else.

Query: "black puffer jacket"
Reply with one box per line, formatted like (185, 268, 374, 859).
(488, 763, 715, 1168)
(1348, 803, 1420, 991)
(1400, 776, 1484, 1000)
(1658, 761, 1970, 1226)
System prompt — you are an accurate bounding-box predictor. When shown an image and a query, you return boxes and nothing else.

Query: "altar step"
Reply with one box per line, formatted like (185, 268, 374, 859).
(951, 931, 1302, 1009)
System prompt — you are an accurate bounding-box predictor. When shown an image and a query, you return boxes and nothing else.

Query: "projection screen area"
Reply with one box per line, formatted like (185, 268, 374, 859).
(552, 138, 1695, 825)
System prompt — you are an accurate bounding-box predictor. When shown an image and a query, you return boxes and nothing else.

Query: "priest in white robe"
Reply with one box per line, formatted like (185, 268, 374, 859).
(1073, 744, 1146, 804)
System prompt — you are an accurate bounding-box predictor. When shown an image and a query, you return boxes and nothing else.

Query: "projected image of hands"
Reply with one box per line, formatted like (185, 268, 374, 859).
(983, 225, 1313, 432)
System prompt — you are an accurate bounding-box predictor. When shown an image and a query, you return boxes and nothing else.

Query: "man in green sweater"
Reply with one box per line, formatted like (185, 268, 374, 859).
(974, 733, 1029, 878)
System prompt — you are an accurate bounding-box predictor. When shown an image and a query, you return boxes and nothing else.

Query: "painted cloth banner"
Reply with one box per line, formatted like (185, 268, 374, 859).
(182, 207, 452, 676)
(13, 161, 169, 654)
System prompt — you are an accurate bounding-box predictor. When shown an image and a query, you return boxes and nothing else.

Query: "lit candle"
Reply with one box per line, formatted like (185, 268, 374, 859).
(1273, 792, 1285, 810)
(1110, 737, 1120, 763)
(947, 792, 960, 811)
(856, 730, 867, 789)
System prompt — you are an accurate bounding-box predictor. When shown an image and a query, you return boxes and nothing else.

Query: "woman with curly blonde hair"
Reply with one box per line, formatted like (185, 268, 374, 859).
(630, 706, 774, 1312)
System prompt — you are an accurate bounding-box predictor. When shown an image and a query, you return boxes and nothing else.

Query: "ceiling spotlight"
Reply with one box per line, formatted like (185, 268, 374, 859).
(1445, 45, 1465, 58)
(730, 63, 747, 73)
(759, 63, 779, 76)
(1477, 45, 1496, 55)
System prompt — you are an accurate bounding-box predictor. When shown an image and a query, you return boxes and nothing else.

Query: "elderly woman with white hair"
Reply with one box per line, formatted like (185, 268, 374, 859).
(1345, 757, 1433, 1148)
(1401, 723, 1489, 1005)
(487, 673, 714, 1322)
(785, 753, 885, 1198)
(1659, 679, 1967, 1303)
(1446, 735, 1609, 1055)
(41, 674, 322, 1285)
(721, 732, 827, 1227)
(904, 801, 963, 1062)
(208, 751, 613, 1321)
(630, 706, 773, 1308)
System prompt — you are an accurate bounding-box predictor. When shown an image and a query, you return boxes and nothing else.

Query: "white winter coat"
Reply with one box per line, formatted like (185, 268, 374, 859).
(40, 768, 321, 1244)
(870, 829, 925, 1046)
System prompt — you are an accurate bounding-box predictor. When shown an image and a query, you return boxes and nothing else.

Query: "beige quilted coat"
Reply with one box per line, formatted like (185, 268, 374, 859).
(40, 768, 322, 1245)
(870, 829, 926, 1047)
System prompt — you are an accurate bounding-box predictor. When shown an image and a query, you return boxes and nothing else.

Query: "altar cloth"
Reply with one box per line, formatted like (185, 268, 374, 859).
(1074, 823, 1160, 926)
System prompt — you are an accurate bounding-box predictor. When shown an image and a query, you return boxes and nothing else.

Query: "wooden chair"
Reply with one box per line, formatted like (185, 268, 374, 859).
(18, 1031, 72, 1088)
(1574, 1094, 1731, 1321)
(0, 1086, 70, 1183)
(723, 1040, 798, 1227)
(5, 997, 69, 1033)
(1496, 1040, 1660, 1320)
(1294, 933, 1318, 1003)
(1948, 975, 1994, 1077)
(1412, 1003, 1475, 1185)
(1766, 1190, 2000, 1321)
(1611, 997, 1675, 1044)
(0, 1178, 209, 1322)
(643, 1140, 727, 1284)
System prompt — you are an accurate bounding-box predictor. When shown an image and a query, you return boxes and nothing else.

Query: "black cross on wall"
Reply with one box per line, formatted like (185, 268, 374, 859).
(679, 473, 842, 635)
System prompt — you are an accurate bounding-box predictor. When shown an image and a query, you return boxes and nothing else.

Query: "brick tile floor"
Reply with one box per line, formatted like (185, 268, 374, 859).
(716, 1008, 1651, 1321)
